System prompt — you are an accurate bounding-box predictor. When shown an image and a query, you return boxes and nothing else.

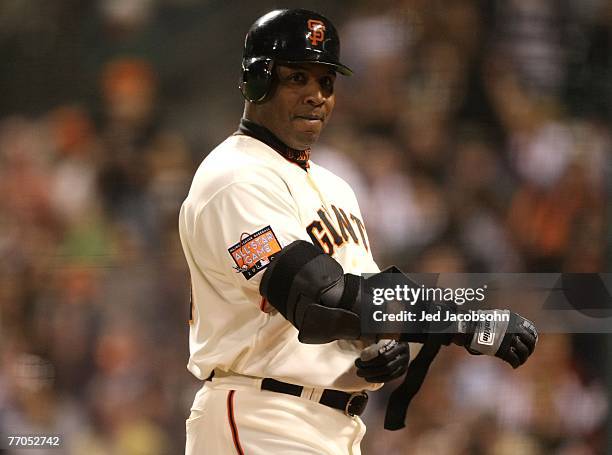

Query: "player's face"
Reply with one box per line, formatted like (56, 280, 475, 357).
(254, 63, 336, 150)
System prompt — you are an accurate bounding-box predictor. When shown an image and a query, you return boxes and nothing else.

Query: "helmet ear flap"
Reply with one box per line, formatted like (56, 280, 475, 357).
(240, 58, 274, 103)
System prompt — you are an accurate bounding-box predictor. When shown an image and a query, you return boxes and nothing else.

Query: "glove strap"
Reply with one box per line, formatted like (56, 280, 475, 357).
(468, 309, 510, 356)
(383, 334, 444, 430)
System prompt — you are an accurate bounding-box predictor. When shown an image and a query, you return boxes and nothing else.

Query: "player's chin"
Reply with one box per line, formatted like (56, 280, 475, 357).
(291, 122, 323, 146)
(293, 131, 320, 149)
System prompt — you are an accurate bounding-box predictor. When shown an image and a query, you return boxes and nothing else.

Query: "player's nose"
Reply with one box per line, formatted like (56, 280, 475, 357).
(303, 80, 326, 106)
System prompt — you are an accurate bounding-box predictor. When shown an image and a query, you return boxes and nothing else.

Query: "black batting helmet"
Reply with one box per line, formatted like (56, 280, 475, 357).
(240, 9, 352, 103)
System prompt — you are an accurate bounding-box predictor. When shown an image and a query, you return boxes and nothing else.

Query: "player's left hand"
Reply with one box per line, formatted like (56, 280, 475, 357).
(355, 339, 410, 383)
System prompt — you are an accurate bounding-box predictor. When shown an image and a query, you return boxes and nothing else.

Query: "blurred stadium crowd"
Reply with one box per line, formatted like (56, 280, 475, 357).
(0, 1, 610, 454)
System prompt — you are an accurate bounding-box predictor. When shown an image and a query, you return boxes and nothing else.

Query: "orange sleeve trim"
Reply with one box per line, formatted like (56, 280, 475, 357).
(227, 390, 245, 455)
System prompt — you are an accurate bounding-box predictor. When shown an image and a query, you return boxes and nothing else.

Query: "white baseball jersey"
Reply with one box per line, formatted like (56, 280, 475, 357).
(179, 133, 381, 392)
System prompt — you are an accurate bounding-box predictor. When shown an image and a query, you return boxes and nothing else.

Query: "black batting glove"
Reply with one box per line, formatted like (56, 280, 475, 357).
(460, 310, 538, 369)
(355, 340, 410, 383)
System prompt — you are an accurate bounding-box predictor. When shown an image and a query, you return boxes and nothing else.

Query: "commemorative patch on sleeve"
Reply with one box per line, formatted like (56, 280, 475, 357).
(228, 226, 282, 280)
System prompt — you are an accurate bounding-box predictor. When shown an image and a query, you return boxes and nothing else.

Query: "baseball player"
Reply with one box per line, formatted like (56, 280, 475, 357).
(179, 9, 537, 455)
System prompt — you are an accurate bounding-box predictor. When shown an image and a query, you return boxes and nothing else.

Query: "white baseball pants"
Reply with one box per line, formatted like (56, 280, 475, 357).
(185, 377, 366, 454)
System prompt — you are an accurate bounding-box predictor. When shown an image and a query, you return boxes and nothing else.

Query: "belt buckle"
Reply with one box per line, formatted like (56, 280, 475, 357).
(344, 391, 368, 417)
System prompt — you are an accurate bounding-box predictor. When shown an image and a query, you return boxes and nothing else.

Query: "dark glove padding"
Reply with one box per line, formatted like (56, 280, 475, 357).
(494, 313, 538, 369)
(355, 342, 410, 383)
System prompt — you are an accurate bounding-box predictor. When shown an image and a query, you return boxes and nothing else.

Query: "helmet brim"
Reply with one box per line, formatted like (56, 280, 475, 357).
(279, 59, 353, 76)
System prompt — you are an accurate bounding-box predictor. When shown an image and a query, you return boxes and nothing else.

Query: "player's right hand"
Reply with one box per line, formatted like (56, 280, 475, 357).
(463, 310, 538, 369)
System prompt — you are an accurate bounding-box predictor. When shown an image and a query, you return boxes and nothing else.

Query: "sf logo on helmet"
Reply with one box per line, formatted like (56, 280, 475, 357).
(307, 19, 326, 46)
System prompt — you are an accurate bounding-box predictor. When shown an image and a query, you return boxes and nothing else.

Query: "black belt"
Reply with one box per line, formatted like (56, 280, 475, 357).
(260, 378, 368, 417)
